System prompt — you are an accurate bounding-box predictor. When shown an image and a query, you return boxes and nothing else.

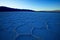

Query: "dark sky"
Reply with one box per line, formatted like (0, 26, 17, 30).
(0, 0, 60, 11)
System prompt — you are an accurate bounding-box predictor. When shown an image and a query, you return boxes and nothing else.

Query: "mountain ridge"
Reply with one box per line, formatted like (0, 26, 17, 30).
(0, 6, 60, 12)
(0, 6, 35, 12)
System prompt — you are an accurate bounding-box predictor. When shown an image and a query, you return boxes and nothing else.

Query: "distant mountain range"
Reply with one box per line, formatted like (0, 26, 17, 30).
(37, 10, 60, 13)
(0, 6, 35, 12)
(0, 6, 60, 12)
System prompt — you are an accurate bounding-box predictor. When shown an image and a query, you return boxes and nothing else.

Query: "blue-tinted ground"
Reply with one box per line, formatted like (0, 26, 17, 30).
(0, 12, 60, 40)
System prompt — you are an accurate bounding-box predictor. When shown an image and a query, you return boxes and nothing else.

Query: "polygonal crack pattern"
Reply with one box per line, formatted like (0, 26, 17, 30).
(15, 35, 39, 40)
(0, 12, 60, 40)
(14, 25, 48, 40)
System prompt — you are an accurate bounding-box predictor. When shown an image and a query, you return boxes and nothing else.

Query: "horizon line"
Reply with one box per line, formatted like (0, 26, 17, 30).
(0, 6, 60, 11)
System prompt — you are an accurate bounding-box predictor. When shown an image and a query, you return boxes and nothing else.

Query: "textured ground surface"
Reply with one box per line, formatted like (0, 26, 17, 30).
(0, 12, 60, 40)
